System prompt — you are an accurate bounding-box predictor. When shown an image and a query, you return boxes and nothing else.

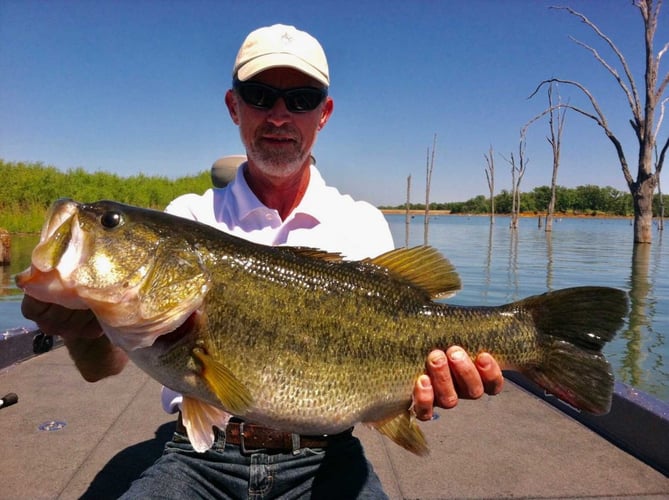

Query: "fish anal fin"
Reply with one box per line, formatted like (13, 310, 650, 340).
(367, 246, 461, 299)
(192, 347, 253, 414)
(181, 396, 231, 452)
(368, 410, 429, 456)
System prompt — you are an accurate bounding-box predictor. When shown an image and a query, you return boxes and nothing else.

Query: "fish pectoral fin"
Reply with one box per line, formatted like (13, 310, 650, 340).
(368, 410, 429, 456)
(192, 348, 253, 414)
(181, 396, 232, 452)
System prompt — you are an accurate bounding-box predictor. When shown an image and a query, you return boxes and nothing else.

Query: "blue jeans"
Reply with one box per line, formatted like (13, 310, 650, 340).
(120, 429, 388, 499)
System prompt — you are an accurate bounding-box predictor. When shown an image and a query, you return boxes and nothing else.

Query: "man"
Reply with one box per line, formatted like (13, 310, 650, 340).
(22, 24, 503, 498)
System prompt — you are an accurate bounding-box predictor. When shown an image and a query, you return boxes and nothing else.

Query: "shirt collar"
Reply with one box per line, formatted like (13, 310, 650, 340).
(228, 162, 268, 221)
(228, 162, 328, 224)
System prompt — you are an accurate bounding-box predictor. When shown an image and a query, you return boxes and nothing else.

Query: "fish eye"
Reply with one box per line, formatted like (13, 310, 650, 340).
(100, 210, 123, 229)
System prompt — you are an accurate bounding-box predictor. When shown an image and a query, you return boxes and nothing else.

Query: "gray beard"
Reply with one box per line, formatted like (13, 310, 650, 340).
(248, 126, 309, 177)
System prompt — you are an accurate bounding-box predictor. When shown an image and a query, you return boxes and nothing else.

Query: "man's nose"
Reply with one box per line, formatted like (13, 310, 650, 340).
(266, 97, 292, 126)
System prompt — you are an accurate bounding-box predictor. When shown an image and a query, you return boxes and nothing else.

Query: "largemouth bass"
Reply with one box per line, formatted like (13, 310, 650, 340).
(17, 199, 628, 455)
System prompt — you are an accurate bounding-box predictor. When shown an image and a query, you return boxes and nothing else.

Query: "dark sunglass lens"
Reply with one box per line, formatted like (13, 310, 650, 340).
(240, 83, 277, 109)
(285, 89, 324, 112)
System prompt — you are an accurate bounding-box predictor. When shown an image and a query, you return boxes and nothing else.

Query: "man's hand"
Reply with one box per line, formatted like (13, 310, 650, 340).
(21, 295, 128, 381)
(412, 347, 504, 421)
(22, 294, 103, 340)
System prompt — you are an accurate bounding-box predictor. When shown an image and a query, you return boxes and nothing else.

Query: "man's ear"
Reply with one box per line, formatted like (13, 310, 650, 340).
(225, 90, 240, 125)
(318, 96, 334, 131)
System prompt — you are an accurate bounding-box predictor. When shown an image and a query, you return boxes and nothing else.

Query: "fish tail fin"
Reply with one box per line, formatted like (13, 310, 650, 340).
(368, 409, 429, 456)
(518, 286, 628, 414)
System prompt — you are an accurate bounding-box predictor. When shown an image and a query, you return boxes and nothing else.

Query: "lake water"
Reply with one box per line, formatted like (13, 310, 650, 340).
(387, 214, 668, 402)
(2, 215, 668, 402)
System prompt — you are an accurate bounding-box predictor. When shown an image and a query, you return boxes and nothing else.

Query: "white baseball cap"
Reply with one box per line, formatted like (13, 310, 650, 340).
(233, 24, 329, 87)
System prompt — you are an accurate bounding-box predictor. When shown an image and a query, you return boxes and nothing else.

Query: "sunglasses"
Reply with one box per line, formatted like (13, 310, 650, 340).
(233, 79, 328, 113)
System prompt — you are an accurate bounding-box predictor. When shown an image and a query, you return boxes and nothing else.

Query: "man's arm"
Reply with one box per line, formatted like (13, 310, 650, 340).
(413, 348, 504, 420)
(21, 295, 128, 382)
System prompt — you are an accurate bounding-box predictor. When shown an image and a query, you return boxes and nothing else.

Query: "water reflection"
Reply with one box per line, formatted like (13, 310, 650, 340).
(621, 243, 650, 387)
(544, 231, 554, 291)
(507, 228, 519, 298)
(484, 224, 493, 299)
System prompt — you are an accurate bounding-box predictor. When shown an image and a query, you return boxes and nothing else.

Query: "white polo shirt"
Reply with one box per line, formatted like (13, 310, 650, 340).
(165, 163, 394, 260)
(161, 162, 395, 413)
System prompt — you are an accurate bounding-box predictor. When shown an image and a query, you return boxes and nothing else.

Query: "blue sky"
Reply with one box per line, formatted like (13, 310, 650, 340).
(1, 1, 667, 206)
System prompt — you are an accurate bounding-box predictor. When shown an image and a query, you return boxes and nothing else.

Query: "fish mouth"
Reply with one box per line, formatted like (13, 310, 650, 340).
(15, 199, 90, 309)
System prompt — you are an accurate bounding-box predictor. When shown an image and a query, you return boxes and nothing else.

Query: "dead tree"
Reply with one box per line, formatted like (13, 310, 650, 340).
(545, 84, 567, 231)
(484, 145, 496, 225)
(405, 174, 412, 246)
(525, 82, 568, 232)
(424, 134, 436, 245)
(502, 132, 528, 229)
(530, 1, 668, 244)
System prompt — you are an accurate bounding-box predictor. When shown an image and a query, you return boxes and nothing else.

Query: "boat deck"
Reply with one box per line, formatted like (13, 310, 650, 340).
(1, 343, 668, 499)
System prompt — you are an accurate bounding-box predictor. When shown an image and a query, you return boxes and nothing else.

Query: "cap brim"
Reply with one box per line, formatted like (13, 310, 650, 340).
(235, 53, 329, 87)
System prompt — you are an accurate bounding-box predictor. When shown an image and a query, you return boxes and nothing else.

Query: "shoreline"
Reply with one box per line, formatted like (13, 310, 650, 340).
(380, 209, 635, 220)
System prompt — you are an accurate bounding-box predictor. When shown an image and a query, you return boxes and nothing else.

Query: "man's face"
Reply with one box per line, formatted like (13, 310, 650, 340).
(226, 67, 333, 179)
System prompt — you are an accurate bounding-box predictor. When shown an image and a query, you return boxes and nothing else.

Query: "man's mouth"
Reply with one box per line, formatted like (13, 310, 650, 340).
(263, 135, 295, 143)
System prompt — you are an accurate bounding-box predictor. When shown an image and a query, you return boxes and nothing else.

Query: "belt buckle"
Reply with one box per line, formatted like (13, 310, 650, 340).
(239, 422, 267, 454)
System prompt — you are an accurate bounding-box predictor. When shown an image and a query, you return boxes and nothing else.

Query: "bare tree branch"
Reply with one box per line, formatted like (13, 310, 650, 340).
(655, 96, 669, 140)
(658, 40, 669, 62)
(657, 68, 669, 102)
(658, 134, 668, 176)
(484, 145, 495, 223)
(529, 78, 635, 187)
(551, 6, 642, 120)
(568, 35, 640, 121)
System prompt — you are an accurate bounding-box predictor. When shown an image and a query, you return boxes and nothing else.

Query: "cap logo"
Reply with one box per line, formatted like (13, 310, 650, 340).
(281, 31, 293, 44)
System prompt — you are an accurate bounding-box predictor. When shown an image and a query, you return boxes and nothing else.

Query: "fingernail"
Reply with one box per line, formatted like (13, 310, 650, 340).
(449, 348, 466, 362)
(428, 351, 447, 367)
(477, 354, 491, 369)
(418, 375, 432, 389)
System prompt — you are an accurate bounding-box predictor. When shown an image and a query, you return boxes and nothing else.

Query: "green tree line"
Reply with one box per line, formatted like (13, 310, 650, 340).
(385, 185, 668, 218)
(0, 160, 211, 232)
(2, 160, 667, 233)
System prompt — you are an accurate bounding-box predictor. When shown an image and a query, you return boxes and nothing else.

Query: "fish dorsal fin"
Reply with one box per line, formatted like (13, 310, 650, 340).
(367, 246, 461, 299)
(192, 347, 253, 414)
(181, 396, 232, 452)
(286, 246, 344, 262)
(368, 409, 429, 456)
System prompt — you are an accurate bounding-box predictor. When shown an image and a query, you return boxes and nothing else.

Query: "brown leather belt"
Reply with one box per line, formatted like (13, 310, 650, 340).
(175, 414, 353, 453)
